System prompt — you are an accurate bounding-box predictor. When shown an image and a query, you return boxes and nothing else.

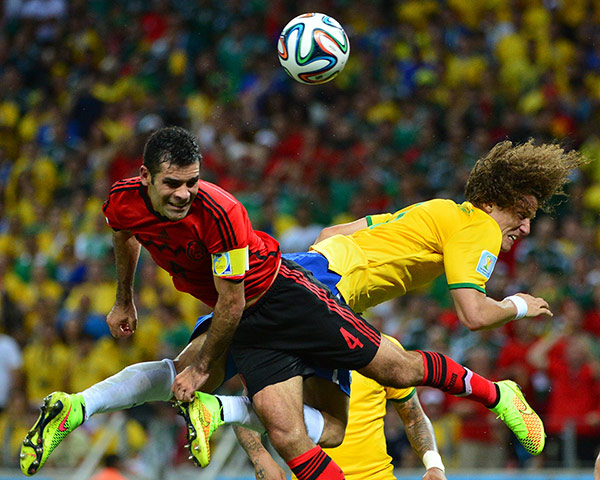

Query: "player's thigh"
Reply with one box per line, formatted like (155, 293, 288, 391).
(174, 332, 226, 393)
(253, 375, 314, 460)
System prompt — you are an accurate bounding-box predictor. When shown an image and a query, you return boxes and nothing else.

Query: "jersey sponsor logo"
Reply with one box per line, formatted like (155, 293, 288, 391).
(476, 250, 497, 279)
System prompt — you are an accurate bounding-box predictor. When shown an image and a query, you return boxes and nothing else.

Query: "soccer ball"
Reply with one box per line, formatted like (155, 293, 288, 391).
(278, 12, 350, 85)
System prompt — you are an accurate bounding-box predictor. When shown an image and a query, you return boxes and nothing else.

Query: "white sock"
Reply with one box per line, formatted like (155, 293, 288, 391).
(216, 395, 325, 443)
(217, 395, 264, 432)
(81, 359, 176, 420)
(303, 404, 325, 444)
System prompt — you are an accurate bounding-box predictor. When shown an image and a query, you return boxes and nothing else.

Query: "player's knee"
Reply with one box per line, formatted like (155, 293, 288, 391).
(362, 343, 424, 388)
(319, 423, 345, 448)
(268, 425, 308, 451)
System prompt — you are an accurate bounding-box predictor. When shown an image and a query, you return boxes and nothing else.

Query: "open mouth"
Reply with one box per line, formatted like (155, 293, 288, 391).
(508, 234, 517, 241)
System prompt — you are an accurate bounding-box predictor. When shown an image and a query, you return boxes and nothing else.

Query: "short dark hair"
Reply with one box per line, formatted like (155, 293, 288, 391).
(143, 126, 202, 176)
(465, 140, 585, 212)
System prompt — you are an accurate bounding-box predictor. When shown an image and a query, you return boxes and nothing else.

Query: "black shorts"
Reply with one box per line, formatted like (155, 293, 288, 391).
(230, 258, 381, 397)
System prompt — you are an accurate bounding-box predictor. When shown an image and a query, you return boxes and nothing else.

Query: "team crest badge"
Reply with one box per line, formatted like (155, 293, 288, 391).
(186, 241, 207, 261)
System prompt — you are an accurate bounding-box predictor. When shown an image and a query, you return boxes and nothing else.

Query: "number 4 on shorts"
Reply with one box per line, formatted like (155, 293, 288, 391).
(340, 327, 364, 349)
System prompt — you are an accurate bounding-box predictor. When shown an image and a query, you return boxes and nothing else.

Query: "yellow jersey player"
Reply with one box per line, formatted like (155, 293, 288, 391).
(312, 196, 537, 328)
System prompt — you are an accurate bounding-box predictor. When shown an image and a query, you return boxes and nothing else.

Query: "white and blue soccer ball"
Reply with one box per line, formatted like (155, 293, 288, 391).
(278, 12, 350, 85)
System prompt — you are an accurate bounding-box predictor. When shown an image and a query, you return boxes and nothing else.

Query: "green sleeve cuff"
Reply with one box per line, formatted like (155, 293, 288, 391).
(366, 215, 374, 227)
(448, 282, 486, 294)
(389, 387, 416, 403)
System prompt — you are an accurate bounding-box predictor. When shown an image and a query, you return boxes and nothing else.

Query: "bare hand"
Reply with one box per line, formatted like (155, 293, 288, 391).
(172, 365, 210, 402)
(423, 467, 447, 480)
(106, 302, 138, 338)
(515, 293, 553, 318)
(253, 453, 287, 480)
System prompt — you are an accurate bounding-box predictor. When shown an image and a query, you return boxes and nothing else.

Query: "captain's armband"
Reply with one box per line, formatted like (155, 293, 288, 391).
(212, 246, 249, 278)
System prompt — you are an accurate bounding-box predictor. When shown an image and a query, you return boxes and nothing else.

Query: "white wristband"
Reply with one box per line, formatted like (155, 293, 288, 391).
(506, 295, 528, 320)
(423, 450, 445, 472)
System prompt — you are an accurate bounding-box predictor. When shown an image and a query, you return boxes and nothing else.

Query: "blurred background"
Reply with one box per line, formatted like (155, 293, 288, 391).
(1, 0, 600, 479)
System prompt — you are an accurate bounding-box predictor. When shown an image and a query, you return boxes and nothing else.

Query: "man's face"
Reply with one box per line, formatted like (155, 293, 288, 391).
(141, 161, 200, 221)
(485, 195, 538, 252)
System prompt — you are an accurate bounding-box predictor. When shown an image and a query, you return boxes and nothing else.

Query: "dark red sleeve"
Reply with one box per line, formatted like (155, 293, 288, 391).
(102, 178, 142, 231)
(103, 192, 126, 230)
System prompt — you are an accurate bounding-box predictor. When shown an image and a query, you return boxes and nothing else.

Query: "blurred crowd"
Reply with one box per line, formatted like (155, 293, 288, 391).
(2, 0, 600, 476)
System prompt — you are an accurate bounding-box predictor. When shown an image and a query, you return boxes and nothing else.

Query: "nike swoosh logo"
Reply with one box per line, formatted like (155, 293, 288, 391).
(58, 405, 72, 432)
(516, 400, 533, 415)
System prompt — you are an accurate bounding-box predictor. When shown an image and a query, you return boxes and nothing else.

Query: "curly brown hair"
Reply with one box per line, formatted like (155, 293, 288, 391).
(465, 140, 585, 212)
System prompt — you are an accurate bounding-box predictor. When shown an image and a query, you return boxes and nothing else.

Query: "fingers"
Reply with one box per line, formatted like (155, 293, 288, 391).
(119, 323, 134, 335)
(520, 295, 553, 318)
(536, 298, 552, 317)
(174, 389, 194, 402)
(172, 381, 195, 402)
(107, 320, 135, 338)
(172, 367, 207, 402)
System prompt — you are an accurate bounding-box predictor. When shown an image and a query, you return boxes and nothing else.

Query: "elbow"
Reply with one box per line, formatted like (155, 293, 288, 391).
(459, 313, 487, 331)
(221, 295, 246, 320)
(315, 226, 335, 244)
(232, 297, 246, 317)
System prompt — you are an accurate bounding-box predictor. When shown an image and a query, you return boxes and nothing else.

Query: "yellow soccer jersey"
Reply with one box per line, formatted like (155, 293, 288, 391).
(311, 199, 502, 313)
(324, 336, 415, 480)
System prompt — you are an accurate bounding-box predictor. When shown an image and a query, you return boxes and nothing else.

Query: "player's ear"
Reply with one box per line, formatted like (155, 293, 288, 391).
(140, 165, 151, 186)
(480, 203, 494, 214)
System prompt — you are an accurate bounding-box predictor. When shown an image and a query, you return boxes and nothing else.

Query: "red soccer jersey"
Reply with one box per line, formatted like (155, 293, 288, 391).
(103, 177, 281, 307)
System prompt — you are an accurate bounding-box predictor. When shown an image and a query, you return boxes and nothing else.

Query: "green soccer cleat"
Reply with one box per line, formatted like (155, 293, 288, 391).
(490, 380, 545, 455)
(175, 392, 224, 468)
(20, 392, 85, 476)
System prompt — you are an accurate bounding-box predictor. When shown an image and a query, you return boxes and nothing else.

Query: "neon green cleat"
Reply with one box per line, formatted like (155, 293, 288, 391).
(175, 392, 224, 468)
(20, 392, 85, 476)
(490, 380, 545, 455)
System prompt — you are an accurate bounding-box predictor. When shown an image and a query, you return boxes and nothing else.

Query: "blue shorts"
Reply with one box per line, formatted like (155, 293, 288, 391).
(190, 252, 351, 396)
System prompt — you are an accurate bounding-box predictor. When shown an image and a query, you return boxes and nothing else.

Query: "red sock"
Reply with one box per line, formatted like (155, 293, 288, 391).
(287, 446, 344, 480)
(417, 350, 499, 407)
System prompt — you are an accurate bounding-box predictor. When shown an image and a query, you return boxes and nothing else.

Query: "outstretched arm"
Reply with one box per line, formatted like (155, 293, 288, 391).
(106, 230, 141, 337)
(450, 287, 552, 331)
(234, 426, 287, 480)
(393, 394, 446, 480)
(172, 277, 245, 400)
(313, 218, 368, 244)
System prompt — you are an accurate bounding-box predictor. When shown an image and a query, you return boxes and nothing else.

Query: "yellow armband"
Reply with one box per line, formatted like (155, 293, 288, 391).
(212, 246, 249, 277)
